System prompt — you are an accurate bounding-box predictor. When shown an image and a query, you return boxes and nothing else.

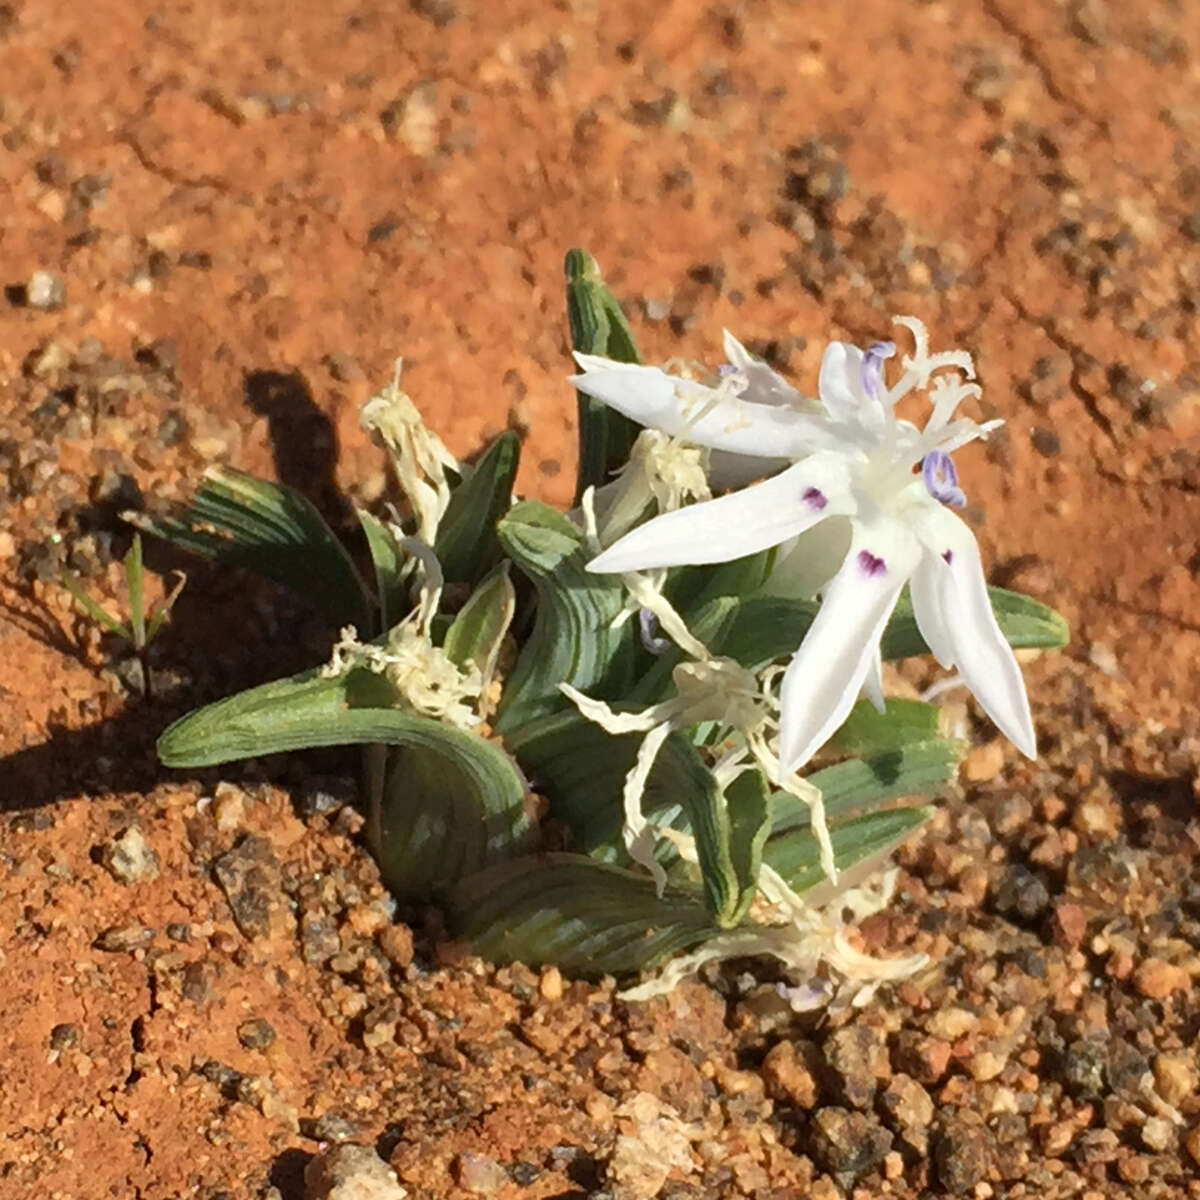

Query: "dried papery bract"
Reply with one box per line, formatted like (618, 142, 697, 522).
(360, 359, 458, 544)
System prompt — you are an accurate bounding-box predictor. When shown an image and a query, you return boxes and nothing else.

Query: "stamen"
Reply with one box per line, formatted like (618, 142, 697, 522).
(860, 341, 896, 401)
(857, 550, 887, 577)
(802, 486, 828, 511)
(638, 608, 670, 655)
(922, 450, 967, 508)
(942, 550, 954, 564)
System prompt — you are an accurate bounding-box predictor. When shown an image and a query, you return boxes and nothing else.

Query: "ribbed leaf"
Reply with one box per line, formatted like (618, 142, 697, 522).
(158, 665, 396, 765)
(764, 806, 932, 896)
(444, 563, 515, 675)
(723, 769, 772, 928)
(357, 510, 407, 632)
(566, 249, 643, 501)
(665, 549, 775, 616)
(832, 699, 942, 756)
(128, 467, 371, 631)
(507, 709, 740, 923)
(376, 729, 530, 898)
(447, 854, 717, 975)
(772, 739, 963, 834)
(158, 665, 530, 898)
(434, 432, 521, 585)
(494, 501, 636, 731)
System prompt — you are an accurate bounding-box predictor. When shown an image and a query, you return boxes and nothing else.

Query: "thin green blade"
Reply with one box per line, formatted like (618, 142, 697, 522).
(128, 467, 372, 631)
(434, 431, 521, 586)
(566, 249, 643, 501)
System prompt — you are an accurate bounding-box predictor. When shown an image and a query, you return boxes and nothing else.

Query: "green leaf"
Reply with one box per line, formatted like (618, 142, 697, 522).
(665, 549, 775, 616)
(447, 854, 717, 976)
(832, 699, 942, 756)
(376, 729, 531, 899)
(125, 534, 146, 649)
(723, 770, 772, 928)
(434, 432, 521, 585)
(157, 665, 531, 898)
(444, 562, 515, 676)
(158, 665, 398, 766)
(507, 709, 742, 924)
(763, 806, 932, 897)
(773, 739, 963, 833)
(565, 249, 643, 501)
(883, 584, 1070, 656)
(127, 467, 372, 631)
(357, 510, 408, 632)
(493, 501, 636, 731)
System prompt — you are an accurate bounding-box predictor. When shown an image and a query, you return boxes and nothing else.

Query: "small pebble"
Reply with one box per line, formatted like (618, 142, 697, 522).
(237, 1018, 277, 1051)
(1141, 1116, 1174, 1153)
(539, 965, 563, 1002)
(762, 1041, 818, 1109)
(809, 1107, 893, 1176)
(26, 270, 66, 310)
(304, 1143, 407, 1199)
(934, 1120, 993, 1192)
(455, 1151, 508, 1195)
(100, 826, 160, 884)
(1152, 1053, 1198, 1108)
(1132, 958, 1190, 999)
(94, 925, 155, 952)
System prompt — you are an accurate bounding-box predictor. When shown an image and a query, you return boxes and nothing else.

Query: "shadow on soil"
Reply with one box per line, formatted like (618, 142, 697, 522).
(0, 365, 367, 811)
(243, 368, 355, 536)
(268, 1148, 312, 1200)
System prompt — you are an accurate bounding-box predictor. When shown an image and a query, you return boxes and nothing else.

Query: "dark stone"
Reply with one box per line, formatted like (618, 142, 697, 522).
(934, 1120, 993, 1191)
(991, 863, 1051, 921)
(213, 835, 284, 939)
(237, 1018, 277, 1051)
(808, 1107, 892, 1176)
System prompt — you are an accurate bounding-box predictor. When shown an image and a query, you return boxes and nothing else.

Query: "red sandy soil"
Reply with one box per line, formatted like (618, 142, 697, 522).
(1, 1, 1198, 1197)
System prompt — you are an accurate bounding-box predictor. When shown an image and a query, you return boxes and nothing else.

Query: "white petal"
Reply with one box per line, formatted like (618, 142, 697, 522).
(569, 358, 838, 459)
(909, 510, 1036, 757)
(861, 645, 886, 713)
(908, 553, 956, 669)
(817, 341, 864, 424)
(587, 454, 854, 574)
(721, 330, 815, 410)
(778, 521, 920, 772)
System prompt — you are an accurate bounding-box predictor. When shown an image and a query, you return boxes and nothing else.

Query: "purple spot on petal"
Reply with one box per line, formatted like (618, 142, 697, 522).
(802, 486, 827, 510)
(942, 550, 954, 564)
(857, 550, 887, 578)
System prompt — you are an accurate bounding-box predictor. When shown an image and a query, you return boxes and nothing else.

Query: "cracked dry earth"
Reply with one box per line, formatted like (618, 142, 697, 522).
(1, 1, 1199, 1198)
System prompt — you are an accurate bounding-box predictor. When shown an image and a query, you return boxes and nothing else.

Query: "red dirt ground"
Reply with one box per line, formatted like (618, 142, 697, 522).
(1, 1, 1198, 1197)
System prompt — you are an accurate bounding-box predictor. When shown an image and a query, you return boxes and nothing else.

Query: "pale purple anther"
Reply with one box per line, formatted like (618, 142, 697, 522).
(860, 340, 896, 401)
(638, 608, 669, 655)
(716, 362, 739, 378)
(802, 486, 828, 511)
(922, 449, 967, 509)
(857, 550, 887, 577)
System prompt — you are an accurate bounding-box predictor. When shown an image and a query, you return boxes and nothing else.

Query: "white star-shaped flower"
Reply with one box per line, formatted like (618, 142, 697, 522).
(572, 318, 1036, 773)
